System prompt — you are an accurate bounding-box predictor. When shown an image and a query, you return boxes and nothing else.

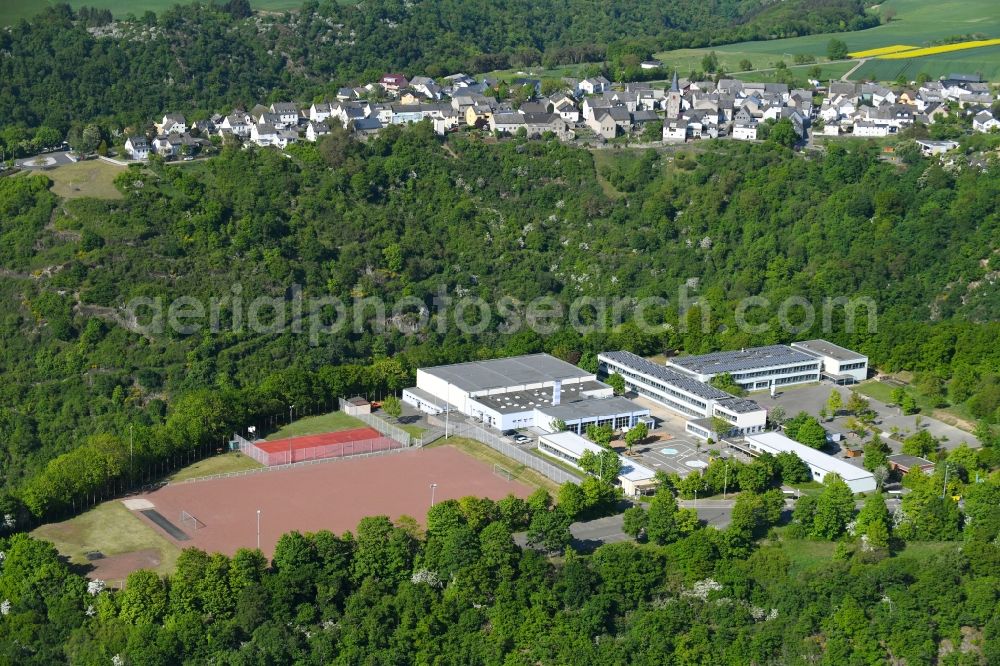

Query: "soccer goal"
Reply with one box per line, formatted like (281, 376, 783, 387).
(179, 510, 205, 531)
(493, 464, 514, 481)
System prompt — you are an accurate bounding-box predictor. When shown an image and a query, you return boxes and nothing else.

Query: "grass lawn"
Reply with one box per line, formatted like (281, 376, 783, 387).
(653, 0, 1000, 82)
(853, 44, 1000, 82)
(31, 501, 181, 576)
(428, 437, 561, 494)
(168, 452, 262, 482)
(266, 410, 366, 440)
(853, 380, 976, 430)
(893, 540, 960, 562)
(398, 422, 426, 438)
(590, 150, 626, 199)
(26, 160, 126, 200)
(773, 537, 838, 573)
(0, 1, 303, 25)
(787, 480, 825, 497)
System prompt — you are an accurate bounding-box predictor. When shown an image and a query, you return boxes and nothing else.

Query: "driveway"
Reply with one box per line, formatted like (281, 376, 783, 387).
(751, 382, 978, 451)
(16, 151, 76, 169)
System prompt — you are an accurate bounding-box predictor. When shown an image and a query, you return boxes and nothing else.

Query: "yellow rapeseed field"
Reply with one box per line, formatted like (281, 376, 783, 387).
(878, 38, 1000, 59)
(848, 45, 918, 58)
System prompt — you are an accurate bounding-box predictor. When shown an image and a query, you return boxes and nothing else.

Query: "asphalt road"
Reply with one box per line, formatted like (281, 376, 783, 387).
(521, 496, 903, 551)
(15, 150, 76, 169)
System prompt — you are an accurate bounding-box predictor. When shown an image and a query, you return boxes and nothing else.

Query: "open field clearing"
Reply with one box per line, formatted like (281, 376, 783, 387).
(878, 37, 1000, 58)
(23, 159, 125, 199)
(849, 45, 918, 58)
(654, 0, 1000, 81)
(32, 501, 181, 579)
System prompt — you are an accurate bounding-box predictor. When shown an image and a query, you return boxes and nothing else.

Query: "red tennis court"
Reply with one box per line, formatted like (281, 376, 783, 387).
(242, 427, 403, 465)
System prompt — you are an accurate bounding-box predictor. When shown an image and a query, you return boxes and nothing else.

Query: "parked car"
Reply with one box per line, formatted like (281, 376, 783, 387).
(502, 429, 517, 437)
(513, 434, 530, 444)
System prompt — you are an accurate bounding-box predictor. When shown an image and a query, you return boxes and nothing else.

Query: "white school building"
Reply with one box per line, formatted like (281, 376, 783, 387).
(740, 432, 877, 493)
(403, 354, 650, 433)
(597, 351, 768, 438)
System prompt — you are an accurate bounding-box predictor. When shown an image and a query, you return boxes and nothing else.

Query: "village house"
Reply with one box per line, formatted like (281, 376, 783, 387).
(157, 113, 187, 135)
(124, 136, 149, 160)
(380, 73, 409, 93)
(662, 118, 688, 142)
(973, 110, 1000, 133)
(578, 76, 611, 96)
(305, 121, 330, 142)
(219, 113, 251, 137)
(270, 103, 300, 126)
(351, 117, 384, 137)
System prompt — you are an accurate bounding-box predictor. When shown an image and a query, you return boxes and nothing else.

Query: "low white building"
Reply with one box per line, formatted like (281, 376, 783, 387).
(741, 432, 877, 493)
(853, 121, 890, 137)
(732, 122, 758, 141)
(790, 340, 868, 383)
(537, 431, 658, 496)
(914, 139, 959, 156)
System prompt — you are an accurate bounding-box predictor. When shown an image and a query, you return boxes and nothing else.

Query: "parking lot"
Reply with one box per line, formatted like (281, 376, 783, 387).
(751, 382, 980, 452)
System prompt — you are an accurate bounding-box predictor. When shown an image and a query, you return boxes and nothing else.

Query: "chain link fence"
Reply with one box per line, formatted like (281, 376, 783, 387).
(338, 398, 414, 444)
(428, 416, 581, 485)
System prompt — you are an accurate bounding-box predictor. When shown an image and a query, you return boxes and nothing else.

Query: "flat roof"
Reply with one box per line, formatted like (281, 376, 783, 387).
(619, 458, 656, 482)
(668, 345, 818, 376)
(790, 339, 867, 363)
(887, 453, 935, 469)
(745, 432, 874, 482)
(403, 386, 450, 409)
(538, 430, 605, 458)
(536, 396, 649, 422)
(471, 380, 608, 415)
(717, 396, 767, 414)
(600, 351, 766, 408)
(420, 353, 592, 393)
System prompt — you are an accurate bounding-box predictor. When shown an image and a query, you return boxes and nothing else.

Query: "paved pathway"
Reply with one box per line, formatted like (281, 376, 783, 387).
(842, 58, 868, 80)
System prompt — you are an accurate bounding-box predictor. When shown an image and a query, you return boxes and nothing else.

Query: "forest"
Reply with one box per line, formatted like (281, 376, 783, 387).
(1, 122, 999, 526)
(0, 465, 998, 664)
(0, 0, 879, 145)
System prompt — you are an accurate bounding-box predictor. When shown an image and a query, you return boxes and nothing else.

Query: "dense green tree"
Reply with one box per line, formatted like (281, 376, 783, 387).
(624, 421, 648, 453)
(775, 451, 811, 484)
(827, 38, 849, 59)
(119, 570, 169, 625)
(645, 488, 680, 545)
(811, 474, 855, 539)
(902, 429, 938, 458)
(526, 507, 573, 554)
(622, 506, 647, 538)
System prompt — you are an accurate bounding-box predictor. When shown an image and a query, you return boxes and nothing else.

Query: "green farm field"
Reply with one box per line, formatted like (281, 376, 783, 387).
(654, 0, 1000, 81)
(0, 0, 303, 25)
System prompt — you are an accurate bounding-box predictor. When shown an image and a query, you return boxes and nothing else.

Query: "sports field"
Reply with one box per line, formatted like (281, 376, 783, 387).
(653, 0, 1000, 81)
(131, 445, 532, 558)
(0, 1, 302, 25)
(248, 426, 401, 465)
